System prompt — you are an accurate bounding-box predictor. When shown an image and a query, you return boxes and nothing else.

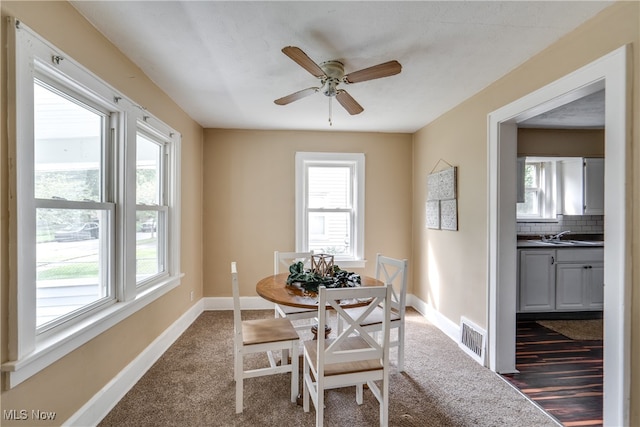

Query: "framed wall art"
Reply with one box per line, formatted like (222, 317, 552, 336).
(426, 161, 458, 231)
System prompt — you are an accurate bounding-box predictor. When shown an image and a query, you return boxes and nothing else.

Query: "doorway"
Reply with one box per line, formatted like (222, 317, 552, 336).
(487, 46, 630, 426)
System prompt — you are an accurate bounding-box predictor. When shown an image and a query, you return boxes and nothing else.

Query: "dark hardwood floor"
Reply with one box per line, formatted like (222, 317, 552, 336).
(502, 321, 603, 427)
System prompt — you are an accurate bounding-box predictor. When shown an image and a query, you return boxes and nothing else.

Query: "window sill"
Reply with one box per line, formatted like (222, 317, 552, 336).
(334, 259, 367, 269)
(1, 273, 183, 389)
(517, 218, 559, 223)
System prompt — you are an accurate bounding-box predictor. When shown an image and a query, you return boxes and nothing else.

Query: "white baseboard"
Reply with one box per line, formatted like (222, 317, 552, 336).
(63, 300, 204, 427)
(407, 294, 461, 344)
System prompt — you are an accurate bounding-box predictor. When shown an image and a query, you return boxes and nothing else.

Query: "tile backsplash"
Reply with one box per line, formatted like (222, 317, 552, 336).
(517, 215, 604, 236)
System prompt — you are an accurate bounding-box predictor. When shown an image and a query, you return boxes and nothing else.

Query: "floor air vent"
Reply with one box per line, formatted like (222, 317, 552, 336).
(459, 317, 486, 365)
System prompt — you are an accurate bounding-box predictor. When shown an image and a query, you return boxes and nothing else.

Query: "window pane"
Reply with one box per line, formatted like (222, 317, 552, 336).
(308, 166, 351, 209)
(308, 212, 351, 255)
(34, 81, 103, 202)
(136, 210, 162, 282)
(36, 208, 109, 328)
(137, 134, 161, 205)
(516, 190, 540, 216)
(524, 164, 538, 188)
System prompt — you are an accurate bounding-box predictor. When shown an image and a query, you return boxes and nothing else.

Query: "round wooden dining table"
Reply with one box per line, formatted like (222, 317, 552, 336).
(256, 272, 384, 310)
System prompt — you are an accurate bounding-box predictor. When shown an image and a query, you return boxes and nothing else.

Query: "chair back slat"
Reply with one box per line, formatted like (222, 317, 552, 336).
(274, 251, 314, 274)
(375, 254, 408, 313)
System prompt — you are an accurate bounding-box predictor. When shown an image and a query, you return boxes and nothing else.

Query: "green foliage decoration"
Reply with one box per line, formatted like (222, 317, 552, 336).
(286, 261, 361, 293)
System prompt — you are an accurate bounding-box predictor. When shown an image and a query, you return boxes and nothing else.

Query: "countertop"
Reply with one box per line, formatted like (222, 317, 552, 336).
(517, 240, 604, 248)
(517, 234, 604, 248)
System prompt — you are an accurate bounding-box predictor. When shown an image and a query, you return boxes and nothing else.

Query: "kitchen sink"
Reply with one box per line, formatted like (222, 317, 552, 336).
(528, 240, 575, 246)
(526, 239, 603, 246)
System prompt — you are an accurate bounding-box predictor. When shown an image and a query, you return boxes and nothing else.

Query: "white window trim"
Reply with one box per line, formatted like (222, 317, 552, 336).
(295, 152, 365, 268)
(2, 18, 182, 388)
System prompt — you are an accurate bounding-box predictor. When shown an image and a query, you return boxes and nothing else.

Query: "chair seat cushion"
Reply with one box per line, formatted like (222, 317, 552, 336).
(242, 317, 299, 346)
(304, 336, 383, 376)
(346, 306, 401, 327)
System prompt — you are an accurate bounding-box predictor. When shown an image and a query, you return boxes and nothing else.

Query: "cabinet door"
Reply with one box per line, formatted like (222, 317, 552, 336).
(556, 264, 587, 310)
(519, 250, 556, 312)
(561, 157, 605, 215)
(584, 158, 604, 215)
(587, 263, 604, 309)
(561, 158, 584, 215)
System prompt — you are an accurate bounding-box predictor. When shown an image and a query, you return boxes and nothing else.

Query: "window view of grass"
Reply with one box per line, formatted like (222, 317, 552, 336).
(37, 263, 98, 280)
(37, 238, 158, 281)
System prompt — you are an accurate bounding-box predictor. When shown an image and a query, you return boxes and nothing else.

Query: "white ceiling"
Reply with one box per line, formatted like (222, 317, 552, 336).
(70, 1, 612, 133)
(519, 89, 605, 129)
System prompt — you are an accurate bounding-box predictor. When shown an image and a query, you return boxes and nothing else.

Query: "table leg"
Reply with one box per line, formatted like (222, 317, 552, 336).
(310, 324, 331, 340)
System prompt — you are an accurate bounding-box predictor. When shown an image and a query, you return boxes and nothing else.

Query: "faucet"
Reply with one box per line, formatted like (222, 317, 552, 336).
(550, 230, 571, 241)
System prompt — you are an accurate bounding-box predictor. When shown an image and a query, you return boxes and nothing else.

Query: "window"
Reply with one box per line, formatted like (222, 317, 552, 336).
(4, 20, 182, 388)
(517, 162, 542, 217)
(295, 152, 365, 268)
(517, 159, 557, 220)
(136, 130, 167, 285)
(34, 80, 114, 332)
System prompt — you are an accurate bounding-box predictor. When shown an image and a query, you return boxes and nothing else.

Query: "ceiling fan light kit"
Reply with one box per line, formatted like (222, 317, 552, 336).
(274, 46, 401, 125)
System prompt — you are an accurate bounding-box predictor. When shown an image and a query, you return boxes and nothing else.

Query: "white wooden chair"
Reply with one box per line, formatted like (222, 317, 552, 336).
(338, 254, 409, 372)
(274, 251, 318, 331)
(231, 262, 299, 414)
(303, 284, 392, 426)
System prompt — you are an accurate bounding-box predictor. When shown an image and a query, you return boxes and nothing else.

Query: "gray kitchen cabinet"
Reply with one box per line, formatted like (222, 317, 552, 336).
(519, 250, 556, 312)
(518, 247, 603, 312)
(556, 248, 604, 310)
(561, 157, 604, 215)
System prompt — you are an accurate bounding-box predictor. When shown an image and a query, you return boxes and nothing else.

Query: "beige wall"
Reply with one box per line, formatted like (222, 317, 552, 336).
(0, 2, 203, 425)
(518, 128, 604, 157)
(203, 129, 413, 298)
(412, 2, 639, 423)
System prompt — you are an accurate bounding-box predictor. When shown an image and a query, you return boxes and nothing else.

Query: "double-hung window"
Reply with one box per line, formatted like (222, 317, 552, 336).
(4, 19, 182, 388)
(136, 129, 168, 286)
(517, 162, 544, 217)
(295, 152, 365, 268)
(33, 77, 115, 332)
(517, 159, 557, 220)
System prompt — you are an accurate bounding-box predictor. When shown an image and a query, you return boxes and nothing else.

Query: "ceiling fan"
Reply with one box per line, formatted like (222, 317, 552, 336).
(274, 46, 401, 124)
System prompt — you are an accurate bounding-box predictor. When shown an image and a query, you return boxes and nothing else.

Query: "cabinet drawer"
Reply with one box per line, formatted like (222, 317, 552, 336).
(556, 248, 603, 263)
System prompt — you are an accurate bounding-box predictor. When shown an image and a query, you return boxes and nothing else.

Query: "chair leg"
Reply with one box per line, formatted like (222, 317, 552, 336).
(290, 341, 298, 403)
(303, 356, 310, 412)
(381, 378, 389, 426)
(316, 388, 324, 427)
(356, 383, 364, 404)
(235, 352, 243, 414)
(398, 323, 405, 373)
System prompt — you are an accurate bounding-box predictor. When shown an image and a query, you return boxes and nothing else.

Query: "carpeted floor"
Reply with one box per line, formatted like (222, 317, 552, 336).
(98, 309, 559, 427)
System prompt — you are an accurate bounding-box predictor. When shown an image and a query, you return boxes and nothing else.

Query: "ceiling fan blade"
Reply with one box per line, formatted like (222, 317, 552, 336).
(282, 46, 326, 78)
(343, 60, 402, 84)
(274, 87, 319, 105)
(336, 90, 364, 115)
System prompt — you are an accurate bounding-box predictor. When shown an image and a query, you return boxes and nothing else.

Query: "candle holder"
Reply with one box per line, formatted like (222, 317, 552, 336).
(311, 254, 334, 277)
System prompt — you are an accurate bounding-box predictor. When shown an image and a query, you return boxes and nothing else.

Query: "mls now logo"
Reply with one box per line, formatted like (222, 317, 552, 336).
(4, 409, 56, 421)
